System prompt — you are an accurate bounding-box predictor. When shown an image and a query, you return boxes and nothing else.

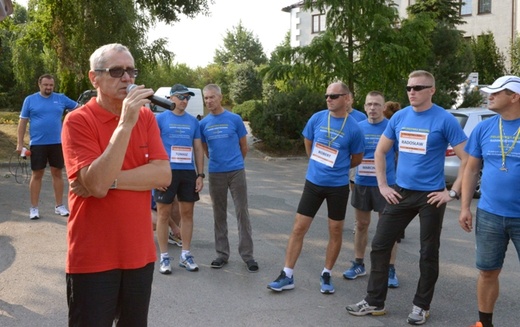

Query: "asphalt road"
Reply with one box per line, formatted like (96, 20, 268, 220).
(1, 147, 519, 327)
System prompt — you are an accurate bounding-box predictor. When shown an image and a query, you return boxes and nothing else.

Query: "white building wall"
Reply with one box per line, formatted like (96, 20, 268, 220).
(283, 0, 519, 67)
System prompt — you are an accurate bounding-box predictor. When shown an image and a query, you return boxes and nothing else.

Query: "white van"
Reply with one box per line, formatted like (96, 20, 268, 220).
(150, 87, 204, 119)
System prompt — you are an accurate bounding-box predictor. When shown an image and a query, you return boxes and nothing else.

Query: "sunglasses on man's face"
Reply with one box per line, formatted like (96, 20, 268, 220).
(406, 85, 432, 92)
(174, 94, 191, 101)
(324, 93, 346, 100)
(95, 67, 138, 78)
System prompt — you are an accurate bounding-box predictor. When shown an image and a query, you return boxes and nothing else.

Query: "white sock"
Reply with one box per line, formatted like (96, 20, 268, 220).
(322, 268, 331, 276)
(283, 267, 294, 278)
(160, 252, 169, 260)
(181, 250, 190, 259)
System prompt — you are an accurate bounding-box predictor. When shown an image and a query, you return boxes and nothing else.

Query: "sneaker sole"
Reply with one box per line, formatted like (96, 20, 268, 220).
(179, 263, 199, 272)
(159, 269, 172, 275)
(407, 319, 427, 325)
(346, 308, 386, 316)
(29, 216, 39, 220)
(407, 314, 429, 325)
(388, 283, 399, 288)
(55, 212, 69, 217)
(343, 272, 366, 280)
(320, 288, 335, 294)
(267, 284, 295, 292)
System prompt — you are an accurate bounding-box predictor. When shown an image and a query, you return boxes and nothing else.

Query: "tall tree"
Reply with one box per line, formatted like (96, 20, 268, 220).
(229, 60, 263, 105)
(406, 0, 474, 108)
(510, 33, 520, 76)
(470, 32, 506, 85)
(214, 21, 268, 66)
(11, 0, 210, 99)
(407, 0, 464, 26)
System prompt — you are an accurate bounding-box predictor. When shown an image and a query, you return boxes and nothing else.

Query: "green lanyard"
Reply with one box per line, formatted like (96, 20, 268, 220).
(327, 112, 349, 147)
(499, 117, 520, 171)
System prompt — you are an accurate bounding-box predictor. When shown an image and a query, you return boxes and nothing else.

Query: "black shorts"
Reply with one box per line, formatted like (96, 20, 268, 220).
(351, 184, 391, 213)
(154, 170, 200, 204)
(30, 144, 64, 170)
(297, 180, 350, 221)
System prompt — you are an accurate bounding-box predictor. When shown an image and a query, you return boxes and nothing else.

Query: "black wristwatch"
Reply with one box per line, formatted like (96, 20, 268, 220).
(448, 189, 459, 200)
(197, 173, 205, 179)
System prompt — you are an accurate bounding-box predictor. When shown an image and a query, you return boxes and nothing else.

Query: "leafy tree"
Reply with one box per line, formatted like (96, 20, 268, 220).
(249, 85, 325, 153)
(229, 60, 263, 105)
(11, 0, 210, 99)
(214, 21, 268, 66)
(298, 0, 400, 92)
(510, 33, 520, 76)
(406, 0, 474, 108)
(407, 0, 464, 26)
(470, 32, 505, 84)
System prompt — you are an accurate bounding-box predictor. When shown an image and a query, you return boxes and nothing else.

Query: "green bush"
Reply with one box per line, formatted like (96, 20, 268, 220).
(249, 85, 325, 152)
(233, 100, 259, 121)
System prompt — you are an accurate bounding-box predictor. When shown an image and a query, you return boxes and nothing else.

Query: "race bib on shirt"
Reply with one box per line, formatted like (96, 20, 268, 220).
(170, 146, 193, 163)
(358, 159, 376, 176)
(399, 131, 428, 155)
(311, 142, 338, 168)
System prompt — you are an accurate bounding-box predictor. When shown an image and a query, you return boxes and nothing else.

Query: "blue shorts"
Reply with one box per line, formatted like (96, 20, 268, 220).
(475, 208, 520, 271)
(297, 180, 349, 221)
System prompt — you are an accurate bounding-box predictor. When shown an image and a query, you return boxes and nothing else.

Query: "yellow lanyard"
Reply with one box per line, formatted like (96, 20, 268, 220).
(327, 112, 349, 146)
(499, 117, 520, 171)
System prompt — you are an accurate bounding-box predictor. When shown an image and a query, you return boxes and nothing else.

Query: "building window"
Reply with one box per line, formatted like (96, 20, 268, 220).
(460, 0, 472, 15)
(312, 13, 326, 33)
(478, 0, 491, 14)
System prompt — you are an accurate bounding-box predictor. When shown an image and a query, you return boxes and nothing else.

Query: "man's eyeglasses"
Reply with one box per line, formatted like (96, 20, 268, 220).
(94, 67, 138, 78)
(324, 93, 346, 100)
(173, 94, 191, 101)
(406, 85, 432, 92)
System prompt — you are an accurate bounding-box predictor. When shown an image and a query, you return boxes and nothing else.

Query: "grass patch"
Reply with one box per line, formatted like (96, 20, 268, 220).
(0, 111, 20, 162)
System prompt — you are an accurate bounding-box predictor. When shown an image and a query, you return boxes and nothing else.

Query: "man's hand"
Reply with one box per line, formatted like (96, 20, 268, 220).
(70, 179, 91, 198)
(459, 208, 474, 232)
(379, 185, 402, 204)
(426, 189, 452, 208)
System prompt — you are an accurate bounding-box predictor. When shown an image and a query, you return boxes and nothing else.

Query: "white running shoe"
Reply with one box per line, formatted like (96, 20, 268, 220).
(55, 205, 70, 217)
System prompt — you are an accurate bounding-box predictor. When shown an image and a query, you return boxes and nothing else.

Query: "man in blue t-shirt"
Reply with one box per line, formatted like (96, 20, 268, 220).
(17, 74, 78, 220)
(459, 75, 520, 327)
(343, 91, 400, 288)
(267, 81, 364, 295)
(346, 70, 468, 325)
(200, 84, 258, 273)
(154, 84, 204, 274)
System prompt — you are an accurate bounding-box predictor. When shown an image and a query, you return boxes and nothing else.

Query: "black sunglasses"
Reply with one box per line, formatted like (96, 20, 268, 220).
(95, 67, 138, 78)
(173, 94, 191, 101)
(406, 85, 432, 92)
(325, 93, 346, 100)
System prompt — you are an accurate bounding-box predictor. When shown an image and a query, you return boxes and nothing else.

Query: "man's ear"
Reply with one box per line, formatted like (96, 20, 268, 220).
(88, 70, 98, 88)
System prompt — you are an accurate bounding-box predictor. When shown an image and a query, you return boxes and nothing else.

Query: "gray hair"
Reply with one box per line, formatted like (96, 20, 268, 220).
(203, 84, 222, 95)
(89, 43, 132, 70)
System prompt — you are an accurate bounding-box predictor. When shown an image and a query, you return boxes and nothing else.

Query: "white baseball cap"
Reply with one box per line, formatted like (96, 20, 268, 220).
(480, 75, 520, 95)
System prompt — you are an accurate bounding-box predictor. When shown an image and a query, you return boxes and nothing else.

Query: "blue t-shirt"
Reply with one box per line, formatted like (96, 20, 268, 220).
(350, 109, 367, 122)
(20, 92, 78, 145)
(465, 115, 520, 217)
(355, 119, 397, 186)
(384, 104, 467, 191)
(200, 110, 247, 173)
(303, 109, 365, 187)
(156, 111, 201, 170)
